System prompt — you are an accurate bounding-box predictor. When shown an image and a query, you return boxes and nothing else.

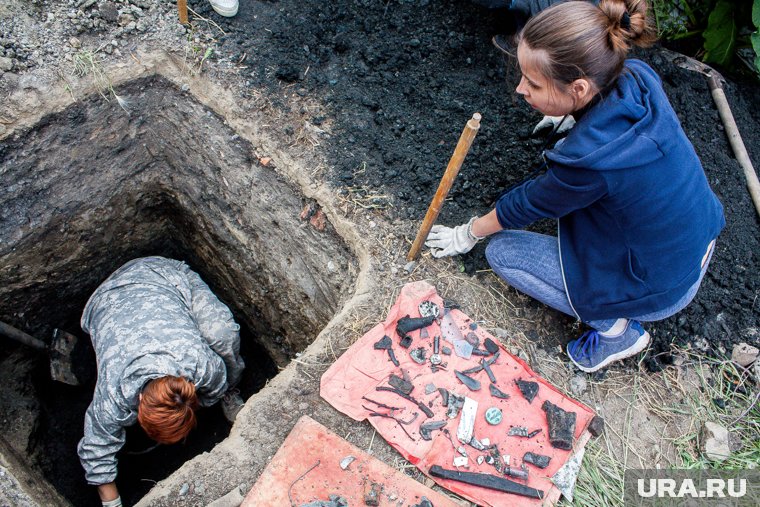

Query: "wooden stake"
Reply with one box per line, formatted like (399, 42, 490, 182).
(407, 113, 481, 261)
(178, 0, 189, 25)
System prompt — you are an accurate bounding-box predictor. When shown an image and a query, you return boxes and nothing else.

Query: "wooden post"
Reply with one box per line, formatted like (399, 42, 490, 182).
(178, 0, 189, 25)
(407, 113, 481, 261)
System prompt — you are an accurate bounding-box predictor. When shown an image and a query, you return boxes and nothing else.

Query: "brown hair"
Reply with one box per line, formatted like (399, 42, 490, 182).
(519, 0, 657, 92)
(138, 376, 198, 444)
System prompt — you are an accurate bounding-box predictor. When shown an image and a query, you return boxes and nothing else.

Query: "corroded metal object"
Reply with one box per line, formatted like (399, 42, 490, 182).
(516, 379, 539, 404)
(429, 466, 544, 499)
(523, 452, 551, 469)
(542, 400, 577, 450)
(455, 370, 481, 391)
(489, 383, 510, 399)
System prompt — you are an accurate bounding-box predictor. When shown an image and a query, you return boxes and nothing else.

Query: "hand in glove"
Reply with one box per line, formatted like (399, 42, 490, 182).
(425, 217, 484, 258)
(532, 115, 575, 135)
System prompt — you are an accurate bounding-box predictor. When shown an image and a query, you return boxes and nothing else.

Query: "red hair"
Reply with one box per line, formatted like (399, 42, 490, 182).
(137, 376, 198, 444)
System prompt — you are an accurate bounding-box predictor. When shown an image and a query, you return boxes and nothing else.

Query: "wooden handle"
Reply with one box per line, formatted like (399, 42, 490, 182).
(407, 113, 482, 261)
(708, 74, 760, 218)
(0, 321, 46, 350)
(178, 0, 189, 25)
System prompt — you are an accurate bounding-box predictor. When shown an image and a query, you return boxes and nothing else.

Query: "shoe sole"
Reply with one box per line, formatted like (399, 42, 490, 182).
(211, 4, 238, 17)
(569, 331, 651, 373)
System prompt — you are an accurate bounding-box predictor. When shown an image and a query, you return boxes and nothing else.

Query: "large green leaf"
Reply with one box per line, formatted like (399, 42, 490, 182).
(754, 0, 760, 28)
(703, 0, 737, 67)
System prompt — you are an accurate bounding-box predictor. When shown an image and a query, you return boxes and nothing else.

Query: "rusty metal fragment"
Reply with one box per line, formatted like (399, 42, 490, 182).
(429, 466, 544, 499)
(481, 358, 496, 383)
(461, 363, 484, 375)
(484, 337, 499, 355)
(397, 315, 435, 335)
(542, 400, 576, 450)
(389, 374, 413, 395)
(504, 465, 529, 480)
(516, 379, 539, 403)
(411, 497, 434, 507)
(420, 420, 447, 441)
(373, 335, 392, 350)
(523, 452, 551, 469)
(376, 386, 433, 418)
(489, 383, 510, 399)
(454, 370, 481, 391)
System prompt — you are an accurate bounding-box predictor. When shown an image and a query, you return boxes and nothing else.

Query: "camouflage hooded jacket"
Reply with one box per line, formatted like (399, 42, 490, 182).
(77, 256, 245, 485)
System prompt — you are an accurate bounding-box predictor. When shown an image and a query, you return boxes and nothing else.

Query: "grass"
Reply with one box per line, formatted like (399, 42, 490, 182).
(71, 48, 130, 113)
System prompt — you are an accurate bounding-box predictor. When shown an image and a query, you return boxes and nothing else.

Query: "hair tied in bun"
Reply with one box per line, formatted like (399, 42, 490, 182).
(621, 11, 631, 30)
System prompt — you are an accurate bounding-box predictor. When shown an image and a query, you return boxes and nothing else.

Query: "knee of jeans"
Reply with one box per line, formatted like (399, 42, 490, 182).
(485, 231, 519, 269)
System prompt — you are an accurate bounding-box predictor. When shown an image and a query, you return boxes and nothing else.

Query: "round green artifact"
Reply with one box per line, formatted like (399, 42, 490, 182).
(484, 407, 502, 425)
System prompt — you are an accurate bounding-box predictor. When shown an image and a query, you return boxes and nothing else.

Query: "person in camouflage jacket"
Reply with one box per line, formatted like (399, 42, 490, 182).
(77, 256, 245, 506)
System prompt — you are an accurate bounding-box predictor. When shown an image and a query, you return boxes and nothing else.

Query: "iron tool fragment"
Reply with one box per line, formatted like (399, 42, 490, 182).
(489, 384, 510, 399)
(454, 370, 481, 391)
(396, 315, 435, 335)
(419, 420, 448, 441)
(375, 386, 433, 418)
(388, 374, 414, 395)
(542, 400, 577, 450)
(471, 348, 490, 356)
(373, 335, 400, 366)
(504, 465, 529, 480)
(461, 364, 484, 375)
(481, 358, 496, 383)
(516, 379, 539, 403)
(429, 466, 544, 499)
(523, 452, 551, 469)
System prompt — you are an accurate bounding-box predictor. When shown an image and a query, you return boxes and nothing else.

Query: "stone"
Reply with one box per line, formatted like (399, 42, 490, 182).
(179, 483, 189, 496)
(731, 342, 758, 367)
(68, 37, 82, 49)
(569, 374, 587, 397)
(701, 421, 732, 462)
(587, 415, 605, 437)
(0, 57, 12, 72)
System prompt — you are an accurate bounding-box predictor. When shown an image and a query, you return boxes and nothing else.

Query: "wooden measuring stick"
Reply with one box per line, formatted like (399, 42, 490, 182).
(407, 113, 481, 261)
(178, 0, 189, 25)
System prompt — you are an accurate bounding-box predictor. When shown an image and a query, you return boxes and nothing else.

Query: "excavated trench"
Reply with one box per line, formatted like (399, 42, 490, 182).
(0, 75, 355, 506)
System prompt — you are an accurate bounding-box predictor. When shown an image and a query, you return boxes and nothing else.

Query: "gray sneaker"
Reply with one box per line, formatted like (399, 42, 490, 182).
(567, 320, 651, 373)
(221, 389, 244, 422)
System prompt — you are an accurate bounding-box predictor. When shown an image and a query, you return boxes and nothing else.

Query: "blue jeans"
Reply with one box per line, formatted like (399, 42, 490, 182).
(485, 230, 714, 333)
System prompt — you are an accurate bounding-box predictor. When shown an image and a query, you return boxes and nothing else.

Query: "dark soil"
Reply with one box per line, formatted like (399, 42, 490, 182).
(204, 0, 759, 364)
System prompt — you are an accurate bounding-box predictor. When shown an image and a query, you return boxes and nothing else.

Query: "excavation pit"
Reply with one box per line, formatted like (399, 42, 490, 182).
(0, 75, 355, 506)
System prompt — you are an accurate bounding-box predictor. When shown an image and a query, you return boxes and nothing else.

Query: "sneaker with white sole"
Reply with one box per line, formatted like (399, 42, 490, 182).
(221, 389, 244, 422)
(209, 0, 238, 17)
(567, 320, 651, 373)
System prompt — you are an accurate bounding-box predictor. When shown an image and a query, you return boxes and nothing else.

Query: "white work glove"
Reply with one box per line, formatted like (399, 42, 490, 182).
(102, 497, 122, 507)
(425, 217, 484, 258)
(532, 115, 575, 135)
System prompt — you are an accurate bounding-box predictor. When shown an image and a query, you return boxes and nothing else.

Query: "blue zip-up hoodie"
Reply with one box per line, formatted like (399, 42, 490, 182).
(495, 59, 725, 321)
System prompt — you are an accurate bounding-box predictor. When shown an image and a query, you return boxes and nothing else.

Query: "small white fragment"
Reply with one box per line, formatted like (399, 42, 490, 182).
(480, 438, 490, 446)
(477, 456, 485, 465)
(339, 455, 356, 470)
(503, 454, 511, 466)
(453, 456, 469, 468)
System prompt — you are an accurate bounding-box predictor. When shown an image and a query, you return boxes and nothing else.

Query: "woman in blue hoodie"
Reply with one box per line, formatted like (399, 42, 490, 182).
(426, 0, 724, 372)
